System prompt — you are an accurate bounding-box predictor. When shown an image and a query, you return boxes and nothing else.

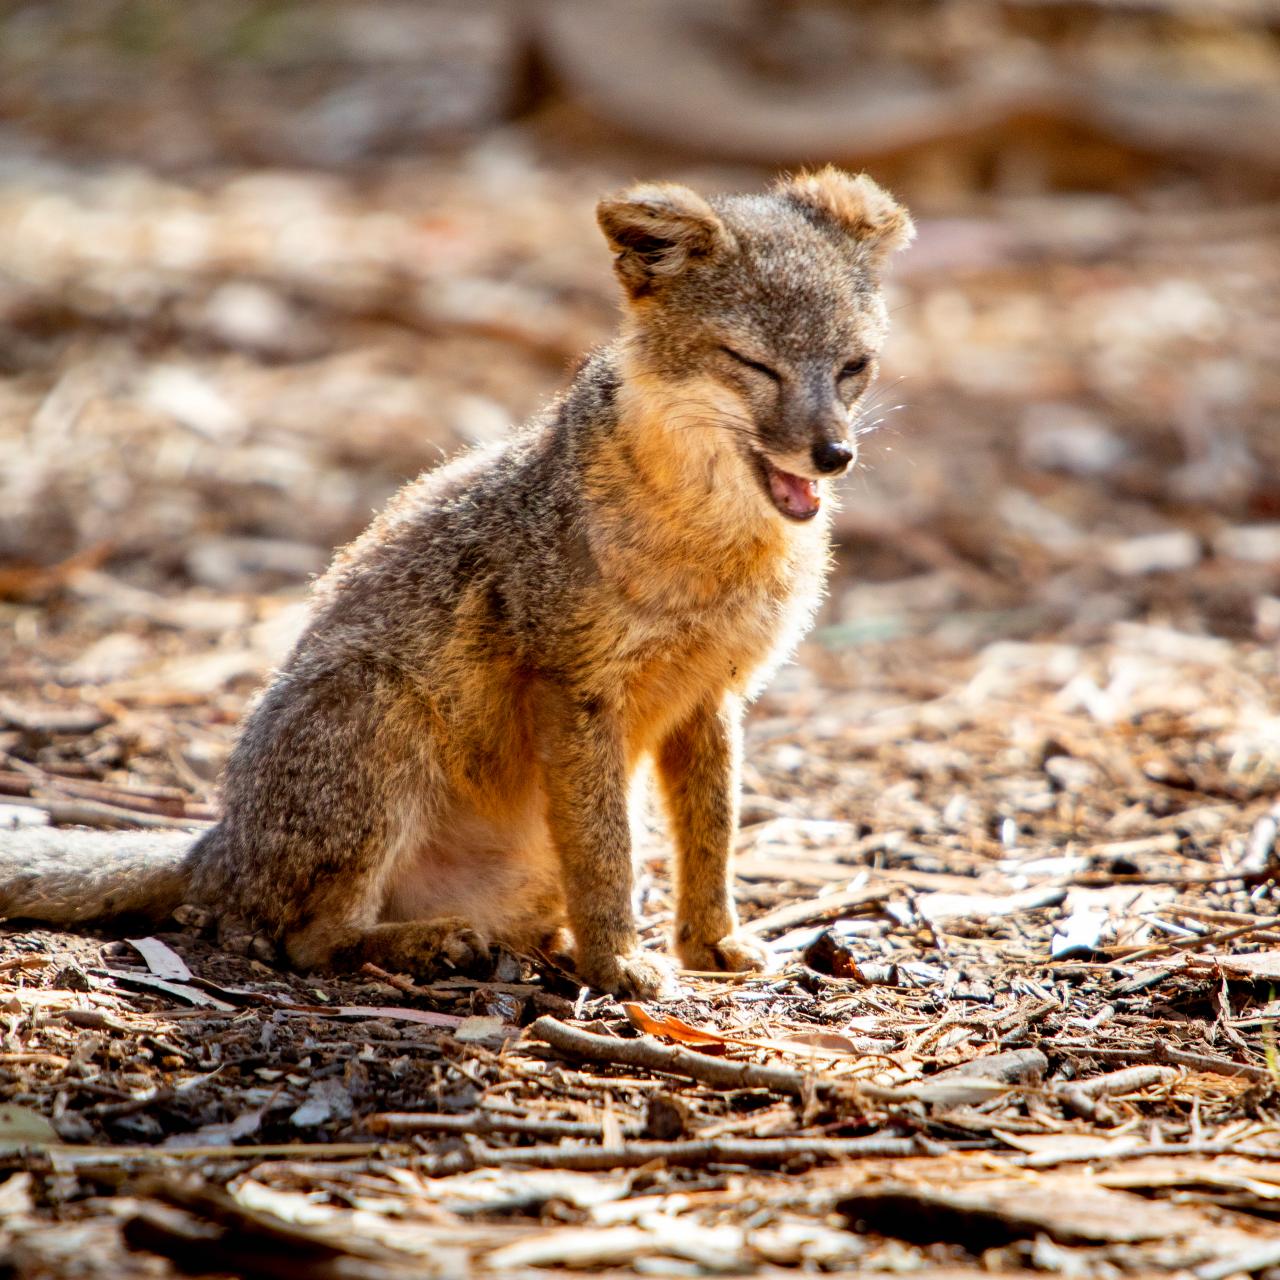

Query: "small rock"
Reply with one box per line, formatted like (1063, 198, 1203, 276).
(1102, 530, 1201, 577)
(200, 280, 308, 355)
(139, 364, 246, 442)
(645, 1093, 689, 1141)
(1044, 755, 1101, 793)
(51, 965, 91, 992)
(1019, 404, 1126, 476)
(106, 1113, 165, 1142)
(290, 1077, 353, 1129)
(1215, 524, 1280, 564)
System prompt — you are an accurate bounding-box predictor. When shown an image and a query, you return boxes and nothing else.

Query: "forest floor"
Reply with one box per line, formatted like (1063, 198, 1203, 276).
(3, 28, 1280, 1272)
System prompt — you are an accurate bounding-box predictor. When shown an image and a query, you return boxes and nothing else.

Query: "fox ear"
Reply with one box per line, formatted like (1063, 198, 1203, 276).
(778, 167, 914, 267)
(597, 183, 731, 298)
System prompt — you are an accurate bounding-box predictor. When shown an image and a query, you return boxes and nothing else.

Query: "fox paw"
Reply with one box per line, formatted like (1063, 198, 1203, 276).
(677, 931, 772, 974)
(377, 918, 492, 978)
(584, 950, 679, 1000)
(424, 919, 492, 974)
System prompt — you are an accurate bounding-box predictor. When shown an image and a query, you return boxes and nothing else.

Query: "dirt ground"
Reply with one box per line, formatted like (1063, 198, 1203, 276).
(2, 3, 1280, 1276)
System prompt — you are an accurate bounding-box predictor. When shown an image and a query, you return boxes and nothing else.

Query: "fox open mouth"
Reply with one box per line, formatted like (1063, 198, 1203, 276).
(752, 453, 821, 521)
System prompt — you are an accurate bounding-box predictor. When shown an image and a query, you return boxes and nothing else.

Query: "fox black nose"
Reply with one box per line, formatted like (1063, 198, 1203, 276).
(811, 440, 854, 474)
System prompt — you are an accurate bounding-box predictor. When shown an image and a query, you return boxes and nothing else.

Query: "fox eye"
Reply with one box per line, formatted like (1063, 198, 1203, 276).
(839, 355, 870, 380)
(720, 345, 780, 383)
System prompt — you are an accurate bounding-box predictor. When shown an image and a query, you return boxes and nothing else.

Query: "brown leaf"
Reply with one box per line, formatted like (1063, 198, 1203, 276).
(622, 1005, 729, 1054)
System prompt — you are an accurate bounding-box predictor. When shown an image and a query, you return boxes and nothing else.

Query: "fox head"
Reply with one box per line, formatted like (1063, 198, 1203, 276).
(597, 167, 913, 523)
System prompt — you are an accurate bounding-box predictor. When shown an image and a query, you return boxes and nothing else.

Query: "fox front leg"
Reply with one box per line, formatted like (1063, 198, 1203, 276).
(543, 692, 677, 999)
(656, 695, 771, 974)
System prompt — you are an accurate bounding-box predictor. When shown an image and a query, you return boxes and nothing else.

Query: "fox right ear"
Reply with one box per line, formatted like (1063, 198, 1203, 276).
(597, 183, 731, 299)
(777, 167, 914, 268)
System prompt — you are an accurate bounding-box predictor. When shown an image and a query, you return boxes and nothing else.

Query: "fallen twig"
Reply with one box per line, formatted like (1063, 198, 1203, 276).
(1109, 916, 1280, 962)
(526, 1015, 855, 1101)
(742, 883, 888, 937)
(0, 794, 210, 831)
(366, 1110, 643, 1141)
(1063, 1064, 1177, 1098)
(471, 1133, 940, 1170)
(1011, 1138, 1280, 1169)
(1049, 1040, 1272, 1082)
(1, 762, 216, 821)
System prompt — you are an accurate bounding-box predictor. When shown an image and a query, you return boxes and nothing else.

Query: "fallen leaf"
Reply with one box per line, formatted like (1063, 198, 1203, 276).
(0, 1104, 58, 1145)
(454, 1014, 513, 1043)
(282, 998, 473, 1029)
(0, 1170, 34, 1213)
(773, 1031, 865, 1054)
(622, 1005, 729, 1053)
(126, 936, 193, 982)
(996, 1131, 1145, 1162)
(1051, 908, 1110, 959)
(623, 1004, 865, 1061)
(105, 969, 235, 1010)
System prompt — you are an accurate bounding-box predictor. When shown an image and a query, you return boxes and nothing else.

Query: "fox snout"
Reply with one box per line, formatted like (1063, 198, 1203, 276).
(766, 388, 858, 479)
(811, 439, 854, 474)
(762, 432, 856, 482)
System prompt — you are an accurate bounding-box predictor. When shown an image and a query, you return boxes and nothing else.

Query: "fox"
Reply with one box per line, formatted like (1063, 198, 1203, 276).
(0, 167, 913, 999)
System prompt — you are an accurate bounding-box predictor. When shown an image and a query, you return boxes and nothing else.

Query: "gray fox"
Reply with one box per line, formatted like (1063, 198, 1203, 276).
(0, 168, 913, 998)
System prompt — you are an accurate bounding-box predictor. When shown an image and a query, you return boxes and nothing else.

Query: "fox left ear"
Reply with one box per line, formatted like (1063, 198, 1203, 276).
(597, 183, 733, 299)
(777, 167, 915, 268)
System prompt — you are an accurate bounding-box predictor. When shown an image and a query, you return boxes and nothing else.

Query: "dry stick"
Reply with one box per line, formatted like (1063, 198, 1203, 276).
(2, 761, 216, 820)
(1064, 1065, 1178, 1098)
(0, 795, 209, 831)
(527, 1017, 1046, 1107)
(1170, 903, 1280, 928)
(996, 999, 1057, 1046)
(1066, 870, 1273, 888)
(470, 1134, 938, 1171)
(1010, 1138, 1280, 1170)
(742, 884, 888, 938)
(527, 1015, 854, 1101)
(1109, 916, 1280, 963)
(367, 1111, 644, 1141)
(7, 1142, 391, 1163)
(1055, 1064, 1177, 1119)
(1048, 1040, 1273, 1083)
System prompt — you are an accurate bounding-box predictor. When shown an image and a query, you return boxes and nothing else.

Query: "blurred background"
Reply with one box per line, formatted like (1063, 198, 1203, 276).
(0, 0, 1277, 817)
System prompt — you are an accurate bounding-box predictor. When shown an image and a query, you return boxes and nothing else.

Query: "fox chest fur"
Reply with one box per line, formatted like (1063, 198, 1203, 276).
(557, 367, 827, 754)
(585, 522, 825, 762)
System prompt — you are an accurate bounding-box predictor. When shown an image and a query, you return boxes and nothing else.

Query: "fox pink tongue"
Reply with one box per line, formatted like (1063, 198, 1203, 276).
(767, 465, 820, 519)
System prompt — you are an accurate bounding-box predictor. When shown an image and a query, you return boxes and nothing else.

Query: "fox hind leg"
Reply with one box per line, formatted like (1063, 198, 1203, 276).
(194, 669, 493, 981)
